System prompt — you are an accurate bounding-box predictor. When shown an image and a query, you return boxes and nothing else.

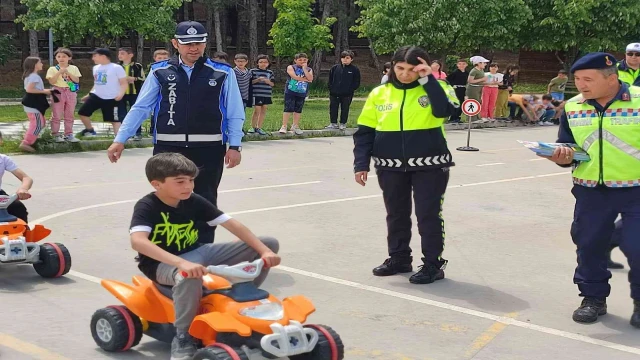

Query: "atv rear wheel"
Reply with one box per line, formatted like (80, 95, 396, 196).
(33, 242, 71, 278)
(290, 324, 344, 360)
(192, 343, 250, 360)
(91, 306, 143, 352)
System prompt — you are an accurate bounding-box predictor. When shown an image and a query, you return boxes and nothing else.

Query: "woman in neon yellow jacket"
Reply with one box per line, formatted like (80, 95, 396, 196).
(353, 45, 459, 285)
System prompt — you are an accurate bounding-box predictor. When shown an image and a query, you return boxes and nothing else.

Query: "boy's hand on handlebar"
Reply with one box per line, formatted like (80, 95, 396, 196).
(261, 251, 281, 268)
(16, 189, 31, 200)
(177, 260, 207, 278)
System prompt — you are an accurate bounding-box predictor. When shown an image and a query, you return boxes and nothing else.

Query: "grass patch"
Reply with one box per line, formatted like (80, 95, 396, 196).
(0, 99, 366, 131)
(512, 83, 548, 94)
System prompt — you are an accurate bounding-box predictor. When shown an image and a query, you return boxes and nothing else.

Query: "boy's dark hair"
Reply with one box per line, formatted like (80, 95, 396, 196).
(119, 47, 134, 55)
(235, 53, 248, 60)
(383, 62, 392, 71)
(213, 51, 228, 61)
(457, 58, 467, 63)
(558, 69, 568, 74)
(340, 50, 354, 59)
(542, 94, 553, 101)
(54, 47, 73, 58)
(153, 49, 170, 59)
(489, 63, 499, 69)
(257, 54, 270, 62)
(388, 45, 430, 85)
(145, 153, 199, 182)
(22, 56, 41, 80)
(294, 53, 308, 60)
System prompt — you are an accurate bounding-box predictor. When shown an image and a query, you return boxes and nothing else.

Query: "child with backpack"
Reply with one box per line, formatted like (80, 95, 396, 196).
(46, 48, 82, 143)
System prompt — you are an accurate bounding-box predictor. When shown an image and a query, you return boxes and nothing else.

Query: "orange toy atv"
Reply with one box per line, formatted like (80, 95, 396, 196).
(0, 194, 71, 278)
(90, 259, 344, 360)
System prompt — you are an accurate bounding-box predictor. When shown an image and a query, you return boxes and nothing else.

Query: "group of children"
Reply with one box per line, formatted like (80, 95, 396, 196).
(20, 47, 172, 152)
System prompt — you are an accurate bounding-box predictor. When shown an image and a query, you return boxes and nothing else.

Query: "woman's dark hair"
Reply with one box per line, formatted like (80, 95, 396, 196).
(505, 64, 520, 74)
(388, 45, 430, 85)
(22, 56, 41, 80)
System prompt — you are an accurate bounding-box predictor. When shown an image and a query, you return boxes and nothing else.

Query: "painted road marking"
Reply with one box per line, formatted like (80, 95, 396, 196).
(464, 312, 519, 358)
(476, 162, 505, 167)
(0, 333, 71, 360)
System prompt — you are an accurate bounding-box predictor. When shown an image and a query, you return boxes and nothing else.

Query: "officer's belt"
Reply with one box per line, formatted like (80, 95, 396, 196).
(156, 134, 223, 142)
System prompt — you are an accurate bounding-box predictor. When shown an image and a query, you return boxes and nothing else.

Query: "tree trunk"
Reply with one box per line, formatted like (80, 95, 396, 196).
(248, 0, 259, 65)
(167, 41, 174, 56)
(236, 4, 243, 53)
(115, 36, 121, 51)
(149, 41, 156, 59)
(312, 0, 332, 78)
(206, 5, 214, 56)
(261, 0, 268, 53)
(137, 33, 144, 64)
(221, 7, 228, 50)
(28, 30, 38, 56)
(368, 38, 382, 73)
(214, 7, 223, 52)
(187, 1, 195, 21)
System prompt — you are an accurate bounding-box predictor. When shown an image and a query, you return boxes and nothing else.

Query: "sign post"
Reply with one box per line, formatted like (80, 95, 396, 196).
(457, 99, 481, 152)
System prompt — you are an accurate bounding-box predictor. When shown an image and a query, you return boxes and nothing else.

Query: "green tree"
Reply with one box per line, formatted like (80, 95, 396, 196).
(523, 0, 640, 70)
(267, 0, 336, 58)
(16, 0, 186, 46)
(0, 35, 17, 65)
(353, 0, 532, 57)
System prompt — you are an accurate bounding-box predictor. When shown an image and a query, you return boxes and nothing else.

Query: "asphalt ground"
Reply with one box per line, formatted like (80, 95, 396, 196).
(0, 126, 638, 360)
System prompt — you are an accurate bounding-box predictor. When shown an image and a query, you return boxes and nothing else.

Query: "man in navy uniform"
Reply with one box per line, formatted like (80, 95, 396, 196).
(544, 52, 640, 328)
(107, 21, 245, 212)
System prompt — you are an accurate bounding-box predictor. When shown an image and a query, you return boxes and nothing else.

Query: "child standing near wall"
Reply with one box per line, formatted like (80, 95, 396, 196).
(20, 57, 51, 152)
(46, 48, 81, 143)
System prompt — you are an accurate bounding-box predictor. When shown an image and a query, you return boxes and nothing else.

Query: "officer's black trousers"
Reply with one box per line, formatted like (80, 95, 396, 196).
(376, 167, 450, 267)
(154, 144, 226, 244)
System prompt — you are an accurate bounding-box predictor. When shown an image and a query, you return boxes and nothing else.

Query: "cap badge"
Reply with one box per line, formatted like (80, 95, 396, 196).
(605, 56, 613, 66)
(186, 26, 198, 35)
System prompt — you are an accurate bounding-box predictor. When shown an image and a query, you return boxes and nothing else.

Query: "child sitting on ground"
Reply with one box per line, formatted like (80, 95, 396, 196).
(128, 153, 280, 360)
(0, 132, 33, 222)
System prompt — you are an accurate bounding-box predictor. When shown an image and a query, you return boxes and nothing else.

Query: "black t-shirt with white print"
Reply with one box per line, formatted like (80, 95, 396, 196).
(129, 192, 230, 281)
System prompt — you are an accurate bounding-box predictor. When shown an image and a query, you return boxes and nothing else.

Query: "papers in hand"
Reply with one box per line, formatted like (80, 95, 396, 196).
(517, 140, 591, 161)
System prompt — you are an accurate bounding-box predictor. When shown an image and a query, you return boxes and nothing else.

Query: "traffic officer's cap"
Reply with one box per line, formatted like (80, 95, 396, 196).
(174, 21, 207, 44)
(570, 52, 617, 73)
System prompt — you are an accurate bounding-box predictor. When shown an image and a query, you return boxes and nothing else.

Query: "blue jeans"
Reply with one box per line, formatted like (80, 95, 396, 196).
(551, 92, 564, 101)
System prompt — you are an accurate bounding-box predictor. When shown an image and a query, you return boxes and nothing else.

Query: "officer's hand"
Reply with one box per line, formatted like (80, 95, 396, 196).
(543, 145, 574, 165)
(107, 142, 125, 163)
(414, 57, 432, 78)
(355, 171, 368, 186)
(225, 149, 242, 168)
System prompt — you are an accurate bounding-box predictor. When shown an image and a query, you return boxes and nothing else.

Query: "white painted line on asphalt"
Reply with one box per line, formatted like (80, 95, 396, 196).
(476, 163, 505, 167)
(528, 158, 546, 161)
(29, 181, 322, 226)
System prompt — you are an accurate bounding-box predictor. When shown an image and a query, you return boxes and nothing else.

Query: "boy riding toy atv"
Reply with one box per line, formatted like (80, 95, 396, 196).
(91, 258, 344, 359)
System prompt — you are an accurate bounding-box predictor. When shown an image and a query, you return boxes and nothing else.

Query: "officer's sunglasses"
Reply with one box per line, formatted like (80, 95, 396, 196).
(626, 52, 640, 57)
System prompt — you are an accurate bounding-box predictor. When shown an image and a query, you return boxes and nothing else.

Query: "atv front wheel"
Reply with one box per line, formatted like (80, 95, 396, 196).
(33, 242, 71, 278)
(91, 306, 143, 352)
(193, 343, 250, 360)
(290, 324, 344, 360)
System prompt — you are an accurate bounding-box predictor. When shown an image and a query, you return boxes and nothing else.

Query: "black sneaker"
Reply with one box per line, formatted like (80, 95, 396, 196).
(607, 250, 624, 269)
(372, 256, 412, 276)
(409, 261, 445, 284)
(631, 300, 640, 329)
(572, 297, 607, 323)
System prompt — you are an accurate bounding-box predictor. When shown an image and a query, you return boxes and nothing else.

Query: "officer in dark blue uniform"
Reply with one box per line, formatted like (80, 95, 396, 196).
(107, 21, 245, 212)
(545, 52, 640, 328)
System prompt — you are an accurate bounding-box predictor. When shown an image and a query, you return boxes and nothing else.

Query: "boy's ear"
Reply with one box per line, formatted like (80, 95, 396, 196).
(150, 179, 162, 190)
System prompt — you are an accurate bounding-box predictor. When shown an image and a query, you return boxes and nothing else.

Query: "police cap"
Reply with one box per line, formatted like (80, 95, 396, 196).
(174, 21, 207, 44)
(570, 52, 617, 73)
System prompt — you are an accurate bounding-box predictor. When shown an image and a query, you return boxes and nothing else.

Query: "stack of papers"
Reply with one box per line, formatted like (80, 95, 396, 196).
(517, 140, 590, 161)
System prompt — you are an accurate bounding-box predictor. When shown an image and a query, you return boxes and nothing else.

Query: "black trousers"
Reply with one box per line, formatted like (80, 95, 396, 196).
(376, 167, 450, 267)
(329, 95, 353, 124)
(450, 87, 466, 121)
(117, 94, 142, 135)
(153, 144, 226, 243)
(0, 189, 28, 222)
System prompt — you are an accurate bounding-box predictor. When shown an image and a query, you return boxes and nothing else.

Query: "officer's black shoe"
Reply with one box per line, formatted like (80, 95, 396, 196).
(372, 256, 413, 276)
(631, 300, 640, 329)
(572, 297, 607, 324)
(607, 250, 624, 269)
(409, 261, 445, 284)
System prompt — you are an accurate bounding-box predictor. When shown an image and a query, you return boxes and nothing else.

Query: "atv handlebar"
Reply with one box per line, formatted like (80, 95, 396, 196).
(0, 194, 19, 209)
(180, 258, 265, 284)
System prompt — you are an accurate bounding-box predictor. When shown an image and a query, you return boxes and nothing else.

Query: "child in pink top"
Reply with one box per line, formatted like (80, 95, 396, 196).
(431, 60, 447, 80)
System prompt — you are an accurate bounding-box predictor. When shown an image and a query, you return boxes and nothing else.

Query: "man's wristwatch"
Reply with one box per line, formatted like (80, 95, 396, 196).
(229, 146, 242, 152)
